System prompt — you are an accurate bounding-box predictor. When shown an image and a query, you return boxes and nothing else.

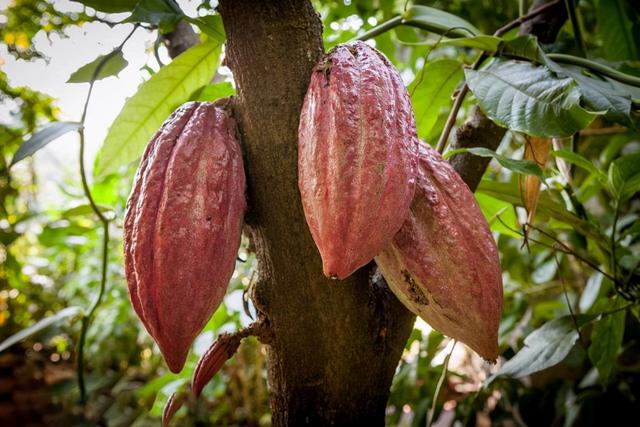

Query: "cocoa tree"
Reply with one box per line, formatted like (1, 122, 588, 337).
(3, 0, 640, 426)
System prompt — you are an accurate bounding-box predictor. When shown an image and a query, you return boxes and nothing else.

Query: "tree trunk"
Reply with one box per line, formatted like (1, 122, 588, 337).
(218, 1, 415, 425)
(217, 0, 567, 425)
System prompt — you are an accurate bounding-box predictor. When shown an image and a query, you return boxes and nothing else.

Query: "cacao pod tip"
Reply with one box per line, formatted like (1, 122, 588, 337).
(162, 392, 184, 427)
(192, 336, 240, 397)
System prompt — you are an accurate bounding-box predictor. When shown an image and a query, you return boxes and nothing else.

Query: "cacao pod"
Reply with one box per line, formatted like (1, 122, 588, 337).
(124, 101, 246, 373)
(375, 143, 503, 360)
(298, 41, 418, 280)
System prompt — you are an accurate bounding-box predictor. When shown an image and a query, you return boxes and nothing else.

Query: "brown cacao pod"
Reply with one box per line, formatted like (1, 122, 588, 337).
(298, 41, 418, 279)
(375, 143, 503, 360)
(124, 101, 246, 373)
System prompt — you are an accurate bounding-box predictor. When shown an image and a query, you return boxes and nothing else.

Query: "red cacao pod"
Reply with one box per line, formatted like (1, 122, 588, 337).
(375, 143, 503, 360)
(298, 41, 418, 280)
(124, 101, 246, 373)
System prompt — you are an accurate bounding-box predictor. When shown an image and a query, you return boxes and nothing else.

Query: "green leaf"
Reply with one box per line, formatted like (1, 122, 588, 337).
(61, 204, 113, 218)
(551, 149, 607, 183)
(402, 5, 481, 38)
(465, 59, 600, 137)
(475, 192, 519, 238)
(597, 0, 640, 61)
(446, 147, 544, 178)
(125, 0, 184, 32)
(588, 299, 626, 384)
(608, 152, 640, 202)
(0, 307, 83, 353)
(489, 314, 597, 382)
(10, 122, 81, 167)
(438, 35, 503, 51)
(477, 180, 608, 246)
(67, 51, 128, 83)
(95, 39, 222, 178)
(187, 15, 225, 43)
(72, 0, 139, 13)
(410, 59, 463, 138)
(549, 61, 638, 130)
(498, 34, 547, 64)
(190, 82, 235, 102)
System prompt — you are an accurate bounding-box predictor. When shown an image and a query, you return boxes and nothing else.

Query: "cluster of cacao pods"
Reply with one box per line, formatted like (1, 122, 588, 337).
(299, 41, 503, 360)
(123, 101, 246, 373)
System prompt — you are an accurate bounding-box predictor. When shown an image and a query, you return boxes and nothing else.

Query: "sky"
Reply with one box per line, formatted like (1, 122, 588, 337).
(1, 0, 203, 207)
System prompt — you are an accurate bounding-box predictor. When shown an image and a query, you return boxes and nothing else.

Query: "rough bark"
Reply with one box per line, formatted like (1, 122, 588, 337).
(164, 20, 200, 58)
(218, 1, 415, 425)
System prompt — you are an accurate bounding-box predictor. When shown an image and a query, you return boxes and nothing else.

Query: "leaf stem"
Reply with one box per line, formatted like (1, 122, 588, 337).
(563, 0, 587, 57)
(547, 53, 640, 87)
(427, 340, 456, 427)
(76, 24, 139, 405)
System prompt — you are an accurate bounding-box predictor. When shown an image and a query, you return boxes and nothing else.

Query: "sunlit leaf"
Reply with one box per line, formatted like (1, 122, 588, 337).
(402, 5, 481, 38)
(190, 82, 235, 102)
(95, 39, 222, 178)
(410, 59, 462, 138)
(67, 51, 128, 83)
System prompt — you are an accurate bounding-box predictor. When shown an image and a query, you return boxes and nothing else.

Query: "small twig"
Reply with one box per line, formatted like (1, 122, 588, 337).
(579, 126, 628, 137)
(563, 0, 587, 57)
(76, 24, 139, 405)
(495, 214, 621, 286)
(553, 253, 583, 345)
(427, 340, 457, 427)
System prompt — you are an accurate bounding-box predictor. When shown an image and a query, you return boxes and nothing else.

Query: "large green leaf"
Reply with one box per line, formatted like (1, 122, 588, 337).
(465, 59, 599, 137)
(488, 314, 597, 383)
(410, 59, 463, 138)
(549, 62, 639, 130)
(10, 122, 81, 167)
(95, 39, 222, 178)
(67, 51, 128, 83)
(597, 0, 640, 61)
(402, 5, 481, 38)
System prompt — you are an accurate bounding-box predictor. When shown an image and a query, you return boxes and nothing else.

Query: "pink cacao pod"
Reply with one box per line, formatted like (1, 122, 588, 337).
(375, 143, 503, 360)
(124, 101, 246, 373)
(298, 41, 418, 280)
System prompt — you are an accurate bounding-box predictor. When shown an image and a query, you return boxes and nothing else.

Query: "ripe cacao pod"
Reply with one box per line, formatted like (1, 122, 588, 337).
(298, 41, 418, 280)
(375, 143, 503, 360)
(124, 101, 246, 373)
